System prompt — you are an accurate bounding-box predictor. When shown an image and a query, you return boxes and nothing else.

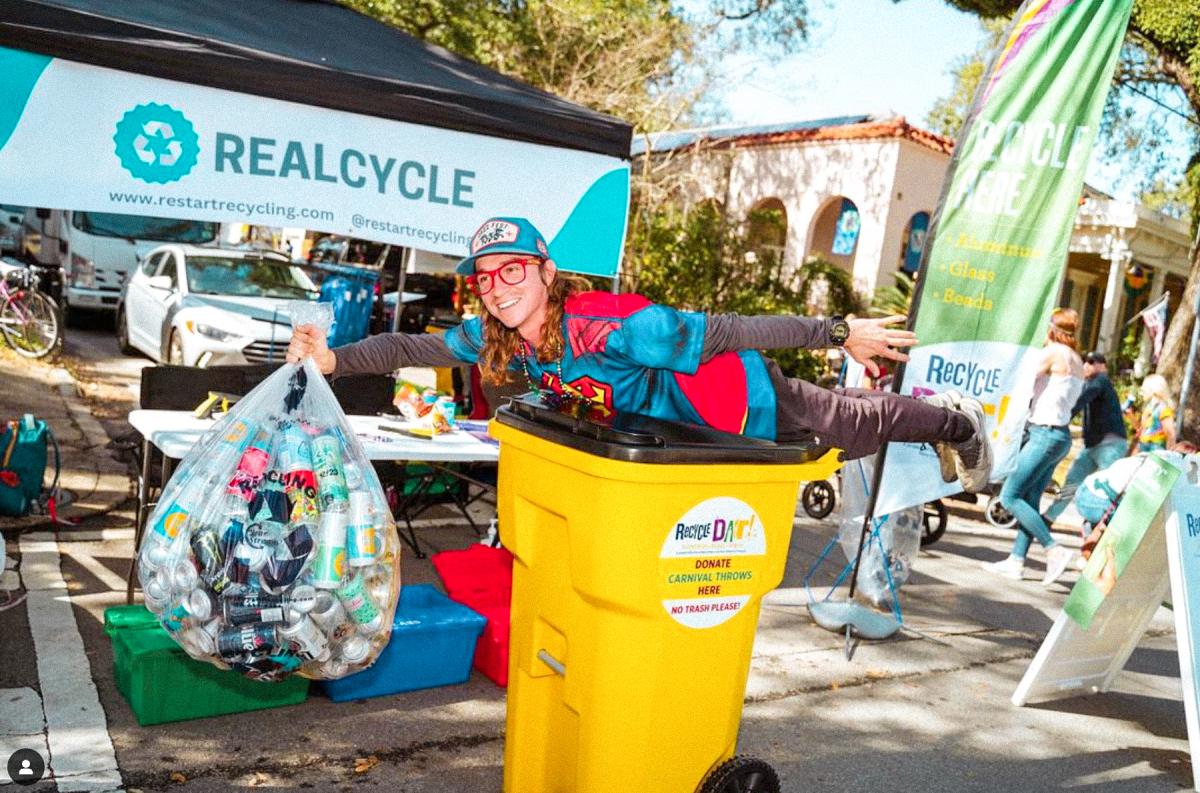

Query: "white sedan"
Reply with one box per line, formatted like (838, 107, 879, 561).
(117, 245, 318, 366)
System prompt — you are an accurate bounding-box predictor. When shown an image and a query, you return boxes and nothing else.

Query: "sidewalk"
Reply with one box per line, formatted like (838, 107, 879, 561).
(0, 347, 130, 531)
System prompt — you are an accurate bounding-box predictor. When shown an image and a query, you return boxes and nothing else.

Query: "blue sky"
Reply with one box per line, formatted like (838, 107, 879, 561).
(706, 0, 1194, 205)
(716, 0, 982, 127)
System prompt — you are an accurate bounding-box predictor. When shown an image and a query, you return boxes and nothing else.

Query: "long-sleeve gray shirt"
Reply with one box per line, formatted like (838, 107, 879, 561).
(330, 313, 836, 379)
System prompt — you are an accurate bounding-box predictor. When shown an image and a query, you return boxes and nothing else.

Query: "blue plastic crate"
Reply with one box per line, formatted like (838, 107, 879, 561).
(322, 584, 487, 701)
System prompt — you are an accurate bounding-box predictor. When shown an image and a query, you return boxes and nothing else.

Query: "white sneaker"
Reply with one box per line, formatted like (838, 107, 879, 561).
(921, 390, 963, 483)
(981, 555, 1024, 580)
(1042, 545, 1074, 586)
(951, 397, 993, 493)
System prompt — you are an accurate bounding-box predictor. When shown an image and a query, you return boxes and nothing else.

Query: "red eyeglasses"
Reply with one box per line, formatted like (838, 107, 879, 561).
(466, 257, 542, 296)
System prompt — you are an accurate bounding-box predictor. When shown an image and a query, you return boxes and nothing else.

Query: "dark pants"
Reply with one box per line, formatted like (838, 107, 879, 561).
(767, 362, 973, 459)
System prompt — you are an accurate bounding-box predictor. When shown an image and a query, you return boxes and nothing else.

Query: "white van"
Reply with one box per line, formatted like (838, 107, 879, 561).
(21, 209, 219, 314)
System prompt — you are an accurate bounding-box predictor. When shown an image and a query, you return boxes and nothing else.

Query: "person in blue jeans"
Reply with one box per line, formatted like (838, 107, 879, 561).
(984, 308, 1084, 586)
(1039, 351, 1127, 525)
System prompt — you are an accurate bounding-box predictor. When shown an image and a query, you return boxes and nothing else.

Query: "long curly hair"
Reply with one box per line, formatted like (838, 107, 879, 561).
(1047, 306, 1079, 350)
(477, 270, 592, 385)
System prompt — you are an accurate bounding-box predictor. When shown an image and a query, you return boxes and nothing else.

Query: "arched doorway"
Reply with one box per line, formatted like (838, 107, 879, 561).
(746, 198, 787, 266)
(806, 196, 859, 272)
(899, 211, 930, 274)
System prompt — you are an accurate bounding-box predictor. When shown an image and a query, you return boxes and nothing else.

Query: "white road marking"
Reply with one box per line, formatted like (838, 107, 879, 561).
(20, 532, 123, 792)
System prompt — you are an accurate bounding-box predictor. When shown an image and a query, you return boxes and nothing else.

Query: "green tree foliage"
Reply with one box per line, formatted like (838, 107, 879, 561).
(343, 0, 810, 132)
(870, 271, 916, 317)
(626, 203, 862, 380)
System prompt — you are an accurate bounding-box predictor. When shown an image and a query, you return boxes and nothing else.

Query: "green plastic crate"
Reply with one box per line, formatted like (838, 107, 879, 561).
(108, 612, 309, 726)
(104, 605, 160, 698)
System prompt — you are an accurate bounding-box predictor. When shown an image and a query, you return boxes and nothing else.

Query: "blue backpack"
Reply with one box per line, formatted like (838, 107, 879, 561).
(0, 415, 60, 518)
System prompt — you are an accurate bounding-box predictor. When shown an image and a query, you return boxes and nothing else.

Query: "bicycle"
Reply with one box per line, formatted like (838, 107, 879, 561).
(0, 265, 62, 358)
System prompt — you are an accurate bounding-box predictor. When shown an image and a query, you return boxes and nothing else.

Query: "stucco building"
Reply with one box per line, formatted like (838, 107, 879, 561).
(635, 115, 1192, 356)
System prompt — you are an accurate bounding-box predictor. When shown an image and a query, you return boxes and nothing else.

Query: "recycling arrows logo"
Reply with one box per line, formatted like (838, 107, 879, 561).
(113, 103, 200, 184)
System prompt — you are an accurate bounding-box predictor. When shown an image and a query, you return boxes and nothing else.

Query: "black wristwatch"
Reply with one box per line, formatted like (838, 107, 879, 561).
(828, 315, 850, 347)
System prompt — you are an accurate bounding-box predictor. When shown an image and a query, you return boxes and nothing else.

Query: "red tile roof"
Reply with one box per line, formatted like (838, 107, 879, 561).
(700, 116, 955, 155)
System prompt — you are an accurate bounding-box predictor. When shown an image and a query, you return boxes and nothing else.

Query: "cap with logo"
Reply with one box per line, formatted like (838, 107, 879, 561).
(456, 217, 550, 275)
(1084, 351, 1106, 364)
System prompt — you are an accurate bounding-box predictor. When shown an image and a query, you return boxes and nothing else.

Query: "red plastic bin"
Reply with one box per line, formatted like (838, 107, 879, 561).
(472, 605, 510, 686)
(432, 545, 513, 686)
(431, 545, 513, 608)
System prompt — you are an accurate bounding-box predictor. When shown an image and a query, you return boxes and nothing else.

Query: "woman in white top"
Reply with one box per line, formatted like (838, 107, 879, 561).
(984, 307, 1084, 586)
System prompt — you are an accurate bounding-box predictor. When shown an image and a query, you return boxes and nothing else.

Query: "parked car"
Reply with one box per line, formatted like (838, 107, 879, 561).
(0, 205, 25, 255)
(117, 245, 317, 366)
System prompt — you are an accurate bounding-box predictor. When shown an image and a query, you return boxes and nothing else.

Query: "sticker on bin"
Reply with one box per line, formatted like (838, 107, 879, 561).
(659, 496, 765, 629)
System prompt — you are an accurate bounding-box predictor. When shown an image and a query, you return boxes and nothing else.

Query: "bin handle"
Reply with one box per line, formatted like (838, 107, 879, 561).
(537, 649, 566, 677)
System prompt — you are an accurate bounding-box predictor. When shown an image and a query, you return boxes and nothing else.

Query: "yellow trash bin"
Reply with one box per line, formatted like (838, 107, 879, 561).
(490, 397, 842, 792)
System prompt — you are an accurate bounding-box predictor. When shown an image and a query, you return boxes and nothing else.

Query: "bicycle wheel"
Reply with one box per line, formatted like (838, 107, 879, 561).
(1, 289, 62, 358)
(801, 480, 837, 519)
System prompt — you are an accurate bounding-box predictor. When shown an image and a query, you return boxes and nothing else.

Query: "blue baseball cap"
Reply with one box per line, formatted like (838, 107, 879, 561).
(456, 217, 550, 275)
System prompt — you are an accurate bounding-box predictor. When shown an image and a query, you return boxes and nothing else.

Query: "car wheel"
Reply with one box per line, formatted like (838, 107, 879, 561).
(166, 328, 184, 365)
(116, 307, 136, 355)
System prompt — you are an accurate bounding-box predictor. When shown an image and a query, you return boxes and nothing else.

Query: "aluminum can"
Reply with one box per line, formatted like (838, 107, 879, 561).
(251, 476, 291, 526)
(217, 417, 258, 457)
(161, 589, 214, 632)
(311, 435, 349, 512)
(216, 623, 279, 660)
(346, 491, 377, 566)
(335, 573, 382, 633)
(228, 427, 274, 501)
(179, 625, 216, 656)
(339, 634, 371, 665)
(168, 560, 200, 593)
(190, 526, 223, 578)
(244, 520, 281, 550)
(225, 598, 288, 626)
(279, 424, 314, 474)
(235, 542, 271, 573)
(309, 591, 355, 643)
(312, 511, 347, 589)
(279, 615, 331, 662)
(140, 537, 178, 569)
(284, 470, 320, 525)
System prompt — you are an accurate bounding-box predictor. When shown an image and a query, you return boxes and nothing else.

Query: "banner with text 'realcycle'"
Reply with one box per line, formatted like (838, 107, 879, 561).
(875, 0, 1132, 515)
(0, 46, 629, 277)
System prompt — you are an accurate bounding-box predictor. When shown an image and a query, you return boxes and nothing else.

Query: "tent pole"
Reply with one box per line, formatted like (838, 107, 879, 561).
(391, 246, 412, 334)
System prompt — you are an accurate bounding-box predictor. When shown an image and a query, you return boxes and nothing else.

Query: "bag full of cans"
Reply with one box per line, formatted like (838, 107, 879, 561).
(137, 302, 401, 681)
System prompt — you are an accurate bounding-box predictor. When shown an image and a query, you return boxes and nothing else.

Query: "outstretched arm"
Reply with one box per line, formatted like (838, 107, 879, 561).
(703, 313, 916, 376)
(286, 325, 463, 377)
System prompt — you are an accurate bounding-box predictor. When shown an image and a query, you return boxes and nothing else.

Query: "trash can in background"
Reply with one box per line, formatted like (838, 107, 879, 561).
(316, 263, 380, 348)
(490, 396, 842, 792)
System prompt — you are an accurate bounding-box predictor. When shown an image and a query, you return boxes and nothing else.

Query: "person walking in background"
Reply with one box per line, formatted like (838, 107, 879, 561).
(1134, 373, 1177, 452)
(983, 308, 1084, 586)
(1039, 351, 1126, 527)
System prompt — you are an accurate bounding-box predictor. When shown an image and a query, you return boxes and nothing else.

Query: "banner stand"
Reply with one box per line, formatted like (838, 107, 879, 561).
(1013, 458, 1200, 791)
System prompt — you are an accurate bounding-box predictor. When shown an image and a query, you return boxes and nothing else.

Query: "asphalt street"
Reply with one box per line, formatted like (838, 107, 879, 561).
(0, 318, 1194, 792)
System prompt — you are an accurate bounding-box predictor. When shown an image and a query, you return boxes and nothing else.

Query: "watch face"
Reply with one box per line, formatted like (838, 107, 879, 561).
(831, 320, 850, 344)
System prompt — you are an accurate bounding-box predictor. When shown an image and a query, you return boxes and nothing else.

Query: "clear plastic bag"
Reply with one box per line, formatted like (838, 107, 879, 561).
(837, 458, 921, 608)
(137, 302, 401, 681)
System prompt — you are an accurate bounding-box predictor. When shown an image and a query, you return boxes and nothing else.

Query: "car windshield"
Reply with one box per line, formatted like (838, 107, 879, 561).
(73, 212, 218, 243)
(186, 256, 317, 298)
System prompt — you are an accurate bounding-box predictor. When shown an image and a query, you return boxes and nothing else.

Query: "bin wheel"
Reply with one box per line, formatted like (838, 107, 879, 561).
(919, 499, 948, 547)
(697, 756, 780, 793)
(801, 480, 836, 520)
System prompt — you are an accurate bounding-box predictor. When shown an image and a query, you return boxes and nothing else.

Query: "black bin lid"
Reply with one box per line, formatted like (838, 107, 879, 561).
(494, 394, 829, 465)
